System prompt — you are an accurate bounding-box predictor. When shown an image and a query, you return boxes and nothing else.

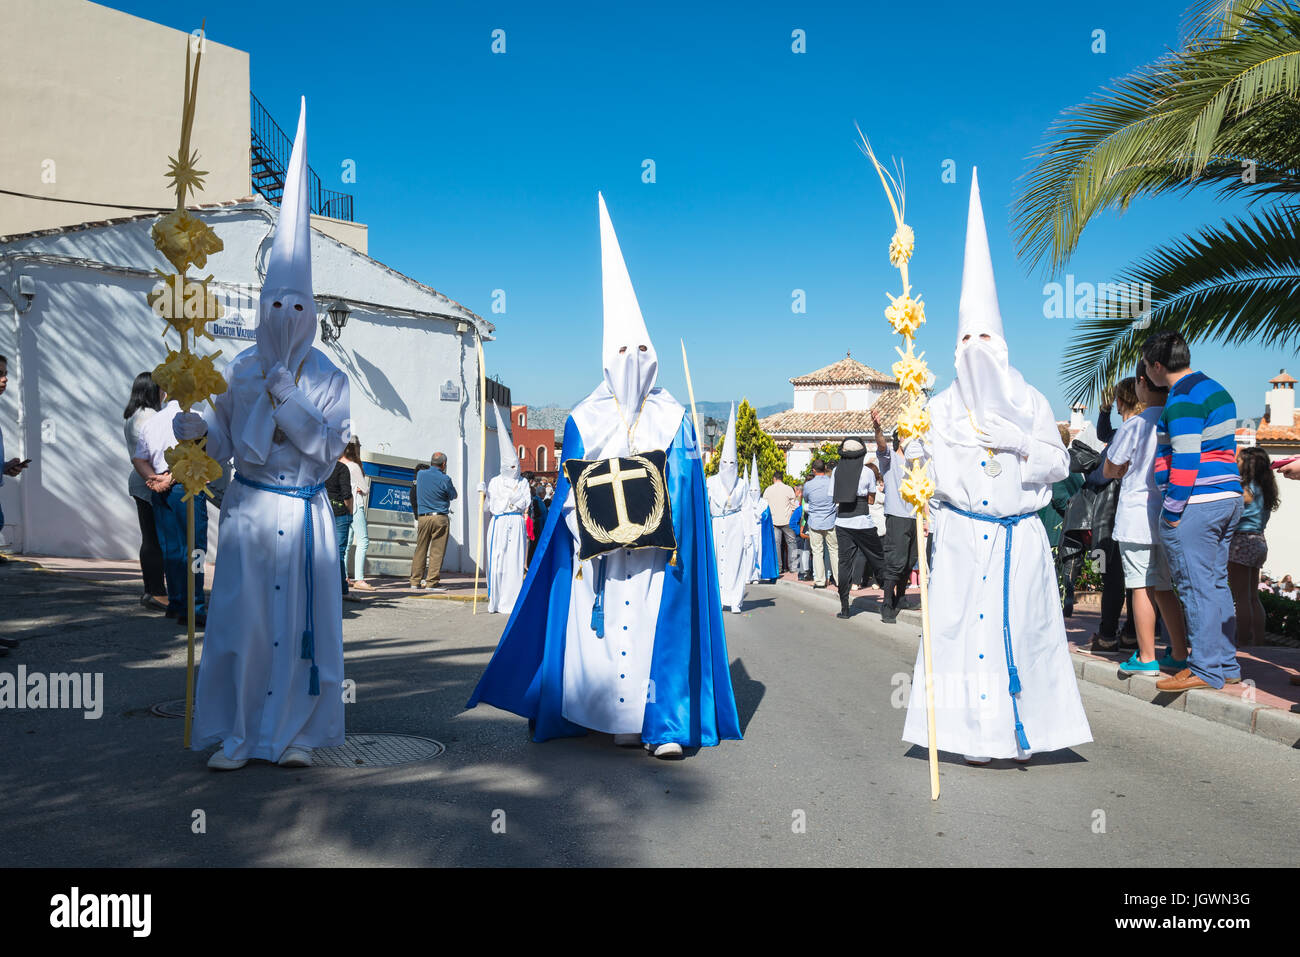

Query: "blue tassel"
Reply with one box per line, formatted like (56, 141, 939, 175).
(1015, 722, 1030, 752)
(301, 629, 314, 660)
(1007, 665, 1021, 696)
(591, 604, 604, 638)
(309, 665, 320, 696)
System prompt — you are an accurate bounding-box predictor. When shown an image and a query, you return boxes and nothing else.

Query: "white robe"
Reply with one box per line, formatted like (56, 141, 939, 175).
(192, 347, 350, 761)
(485, 474, 530, 615)
(708, 475, 752, 611)
(902, 383, 1092, 759)
(558, 384, 683, 735)
(747, 496, 767, 583)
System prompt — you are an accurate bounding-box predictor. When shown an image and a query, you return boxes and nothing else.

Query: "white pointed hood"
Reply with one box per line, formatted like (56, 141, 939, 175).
(492, 402, 519, 481)
(599, 193, 658, 419)
(953, 167, 1033, 432)
(717, 403, 739, 492)
(749, 453, 762, 505)
(240, 97, 319, 466)
(258, 97, 317, 377)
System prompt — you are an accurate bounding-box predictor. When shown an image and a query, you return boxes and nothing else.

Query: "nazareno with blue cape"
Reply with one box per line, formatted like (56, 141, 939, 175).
(467, 413, 743, 748)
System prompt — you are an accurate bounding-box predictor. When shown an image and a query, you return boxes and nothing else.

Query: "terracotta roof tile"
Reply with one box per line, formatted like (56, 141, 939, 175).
(1257, 410, 1300, 442)
(759, 388, 909, 435)
(789, 355, 895, 386)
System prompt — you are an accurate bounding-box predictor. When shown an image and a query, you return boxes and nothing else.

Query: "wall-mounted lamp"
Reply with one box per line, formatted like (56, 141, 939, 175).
(17, 275, 35, 311)
(320, 299, 350, 343)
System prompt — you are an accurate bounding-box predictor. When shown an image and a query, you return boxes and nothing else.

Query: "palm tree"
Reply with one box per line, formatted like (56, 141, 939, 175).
(1012, 0, 1300, 401)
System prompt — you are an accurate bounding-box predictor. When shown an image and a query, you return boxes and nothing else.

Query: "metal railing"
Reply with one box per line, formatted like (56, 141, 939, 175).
(249, 93, 355, 222)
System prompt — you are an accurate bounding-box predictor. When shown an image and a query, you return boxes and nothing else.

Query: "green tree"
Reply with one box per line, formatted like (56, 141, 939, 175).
(798, 441, 844, 483)
(704, 399, 789, 487)
(1012, 0, 1300, 401)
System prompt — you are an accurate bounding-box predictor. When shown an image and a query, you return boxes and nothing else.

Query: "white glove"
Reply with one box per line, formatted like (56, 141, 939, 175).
(976, 416, 1029, 457)
(903, 440, 924, 461)
(265, 362, 296, 403)
(172, 412, 208, 441)
(476, 481, 486, 494)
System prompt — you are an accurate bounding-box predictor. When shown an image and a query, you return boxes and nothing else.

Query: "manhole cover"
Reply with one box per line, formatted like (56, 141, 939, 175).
(314, 733, 445, 767)
(151, 699, 189, 718)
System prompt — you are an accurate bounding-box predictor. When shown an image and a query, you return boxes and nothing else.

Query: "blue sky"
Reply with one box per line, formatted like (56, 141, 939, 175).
(108, 0, 1298, 421)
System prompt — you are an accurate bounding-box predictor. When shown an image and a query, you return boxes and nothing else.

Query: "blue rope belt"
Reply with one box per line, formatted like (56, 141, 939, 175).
(234, 472, 327, 696)
(590, 556, 608, 638)
(943, 502, 1041, 752)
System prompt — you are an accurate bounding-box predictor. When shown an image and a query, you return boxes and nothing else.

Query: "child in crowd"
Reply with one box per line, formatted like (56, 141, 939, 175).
(1228, 447, 1279, 645)
(1103, 365, 1190, 673)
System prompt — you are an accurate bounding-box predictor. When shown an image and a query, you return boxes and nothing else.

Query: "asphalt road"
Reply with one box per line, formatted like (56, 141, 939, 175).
(2, 561, 1297, 867)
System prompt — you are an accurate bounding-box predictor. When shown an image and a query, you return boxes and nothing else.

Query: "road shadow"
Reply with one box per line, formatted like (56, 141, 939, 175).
(0, 561, 736, 867)
(903, 744, 1088, 768)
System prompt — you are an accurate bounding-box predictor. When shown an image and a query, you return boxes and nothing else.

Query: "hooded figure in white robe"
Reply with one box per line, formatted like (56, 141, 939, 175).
(902, 169, 1091, 763)
(707, 406, 752, 612)
(174, 99, 350, 770)
(467, 194, 740, 757)
(481, 402, 531, 615)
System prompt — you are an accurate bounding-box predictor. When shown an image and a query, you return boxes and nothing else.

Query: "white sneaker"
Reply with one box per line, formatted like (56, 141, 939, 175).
(277, 747, 313, 768)
(613, 733, 641, 747)
(653, 742, 684, 759)
(207, 751, 248, 771)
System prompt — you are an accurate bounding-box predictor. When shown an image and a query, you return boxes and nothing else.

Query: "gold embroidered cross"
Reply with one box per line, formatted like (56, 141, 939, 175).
(586, 459, 648, 536)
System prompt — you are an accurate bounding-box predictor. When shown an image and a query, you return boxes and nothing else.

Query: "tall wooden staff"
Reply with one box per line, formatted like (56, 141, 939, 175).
(680, 339, 702, 452)
(472, 335, 488, 612)
(858, 126, 940, 800)
(148, 25, 228, 747)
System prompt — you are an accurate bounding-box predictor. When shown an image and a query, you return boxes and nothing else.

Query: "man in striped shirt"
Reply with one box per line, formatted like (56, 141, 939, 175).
(1143, 331, 1243, 692)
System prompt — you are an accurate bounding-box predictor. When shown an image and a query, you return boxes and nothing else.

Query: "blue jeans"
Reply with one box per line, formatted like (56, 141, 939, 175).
(334, 513, 353, 595)
(153, 484, 208, 617)
(346, 503, 369, 579)
(1159, 496, 1243, 688)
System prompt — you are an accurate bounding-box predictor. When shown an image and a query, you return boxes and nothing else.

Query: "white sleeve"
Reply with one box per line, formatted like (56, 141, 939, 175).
(1106, 418, 1137, 467)
(272, 371, 350, 470)
(1021, 393, 1070, 486)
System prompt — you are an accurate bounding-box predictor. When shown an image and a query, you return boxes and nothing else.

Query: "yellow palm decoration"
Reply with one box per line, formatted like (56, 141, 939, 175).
(858, 123, 940, 800)
(150, 23, 225, 749)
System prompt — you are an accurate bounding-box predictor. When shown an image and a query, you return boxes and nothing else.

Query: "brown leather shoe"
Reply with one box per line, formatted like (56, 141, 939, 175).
(1156, 668, 1211, 692)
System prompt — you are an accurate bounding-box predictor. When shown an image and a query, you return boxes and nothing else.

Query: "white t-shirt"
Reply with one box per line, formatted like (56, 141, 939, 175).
(1105, 406, 1163, 544)
(345, 460, 368, 513)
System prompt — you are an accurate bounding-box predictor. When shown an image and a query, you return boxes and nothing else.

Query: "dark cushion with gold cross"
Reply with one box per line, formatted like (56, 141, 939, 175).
(562, 451, 678, 563)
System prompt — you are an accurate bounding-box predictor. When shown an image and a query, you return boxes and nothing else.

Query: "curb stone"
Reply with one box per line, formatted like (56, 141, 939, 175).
(772, 577, 1300, 749)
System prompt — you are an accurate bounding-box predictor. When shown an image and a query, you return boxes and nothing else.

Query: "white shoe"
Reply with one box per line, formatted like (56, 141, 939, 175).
(963, 754, 991, 766)
(731, 605, 743, 614)
(653, 742, 684, 759)
(613, 733, 641, 747)
(277, 747, 313, 768)
(1013, 750, 1033, 764)
(207, 751, 248, 771)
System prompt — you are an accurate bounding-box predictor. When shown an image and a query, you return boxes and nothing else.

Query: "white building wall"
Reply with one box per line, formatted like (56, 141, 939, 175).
(1263, 452, 1300, 581)
(0, 201, 491, 571)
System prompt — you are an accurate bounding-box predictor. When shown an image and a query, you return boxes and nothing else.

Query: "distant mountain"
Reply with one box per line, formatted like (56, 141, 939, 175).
(534, 399, 791, 427)
(696, 400, 791, 419)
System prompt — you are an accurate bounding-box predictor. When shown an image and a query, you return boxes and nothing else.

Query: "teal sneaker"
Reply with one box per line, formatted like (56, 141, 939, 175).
(1157, 650, 1188, 670)
(1119, 652, 1160, 674)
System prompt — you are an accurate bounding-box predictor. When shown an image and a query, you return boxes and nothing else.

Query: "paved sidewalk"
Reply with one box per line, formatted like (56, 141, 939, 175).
(770, 570, 1300, 748)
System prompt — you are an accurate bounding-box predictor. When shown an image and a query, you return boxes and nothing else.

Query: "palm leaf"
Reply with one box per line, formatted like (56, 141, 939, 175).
(1015, 2, 1300, 272)
(1061, 205, 1300, 400)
